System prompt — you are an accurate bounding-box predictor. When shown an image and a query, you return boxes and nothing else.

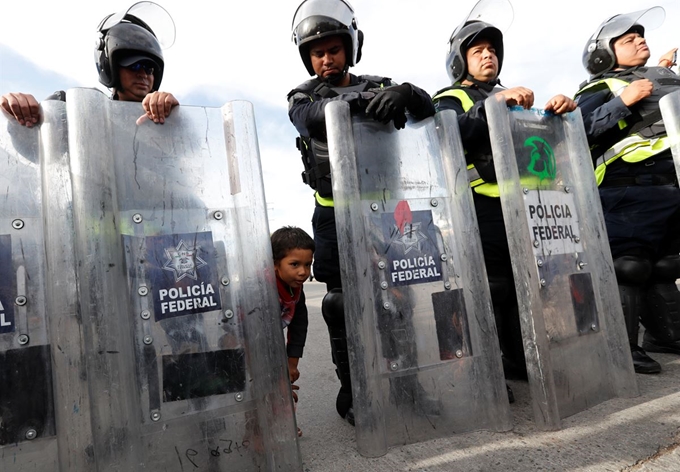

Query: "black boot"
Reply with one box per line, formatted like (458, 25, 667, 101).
(642, 331, 680, 355)
(322, 289, 355, 425)
(619, 285, 661, 374)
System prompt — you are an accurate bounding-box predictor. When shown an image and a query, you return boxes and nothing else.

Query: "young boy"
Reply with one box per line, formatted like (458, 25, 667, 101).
(271, 226, 315, 436)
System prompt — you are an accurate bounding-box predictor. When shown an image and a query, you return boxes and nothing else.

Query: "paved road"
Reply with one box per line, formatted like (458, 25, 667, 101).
(294, 281, 680, 471)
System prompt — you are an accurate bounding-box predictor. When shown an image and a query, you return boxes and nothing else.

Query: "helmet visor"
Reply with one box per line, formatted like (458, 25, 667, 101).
(292, 0, 355, 33)
(449, 0, 513, 44)
(98, 1, 176, 49)
(595, 6, 665, 43)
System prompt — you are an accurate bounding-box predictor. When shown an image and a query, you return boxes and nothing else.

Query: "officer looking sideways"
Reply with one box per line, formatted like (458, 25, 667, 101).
(574, 7, 680, 374)
(432, 1, 576, 395)
(287, 0, 435, 425)
(1, 1, 179, 127)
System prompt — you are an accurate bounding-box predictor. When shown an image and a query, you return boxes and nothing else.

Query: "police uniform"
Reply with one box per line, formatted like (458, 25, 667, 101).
(575, 66, 680, 361)
(433, 84, 526, 377)
(288, 74, 435, 290)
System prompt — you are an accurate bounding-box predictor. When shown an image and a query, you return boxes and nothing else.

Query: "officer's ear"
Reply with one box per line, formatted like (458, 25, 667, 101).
(356, 30, 364, 64)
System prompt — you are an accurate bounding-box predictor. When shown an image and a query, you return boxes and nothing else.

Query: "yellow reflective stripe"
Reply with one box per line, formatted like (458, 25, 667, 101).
(433, 89, 475, 112)
(472, 183, 500, 198)
(315, 192, 334, 207)
(594, 136, 671, 185)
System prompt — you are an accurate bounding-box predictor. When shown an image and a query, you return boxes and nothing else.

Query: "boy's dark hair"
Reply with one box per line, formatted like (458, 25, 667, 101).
(271, 226, 315, 262)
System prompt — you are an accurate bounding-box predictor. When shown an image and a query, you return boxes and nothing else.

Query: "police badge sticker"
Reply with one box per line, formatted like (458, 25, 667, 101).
(381, 201, 443, 287)
(0, 235, 15, 334)
(145, 232, 222, 321)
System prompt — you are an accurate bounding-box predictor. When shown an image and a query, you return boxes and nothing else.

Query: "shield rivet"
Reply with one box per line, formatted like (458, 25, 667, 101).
(390, 362, 399, 371)
(132, 213, 143, 224)
(138, 286, 149, 296)
(15, 295, 27, 306)
(25, 429, 37, 440)
(220, 276, 230, 286)
(378, 261, 386, 270)
(235, 392, 244, 402)
(18, 334, 29, 345)
(140, 310, 151, 320)
(455, 350, 463, 358)
(370, 202, 379, 211)
(430, 199, 438, 207)
(383, 302, 391, 310)
(143, 335, 153, 345)
(12, 219, 24, 230)
(214, 211, 223, 220)
(150, 411, 161, 422)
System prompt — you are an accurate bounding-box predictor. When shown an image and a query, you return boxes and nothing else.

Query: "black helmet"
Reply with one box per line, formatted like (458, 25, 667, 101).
(446, 21, 504, 84)
(94, 1, 175, 91)
(582, 6, 665, 78)
(291, 0, 362, 77)
(445, 0, 513, 84)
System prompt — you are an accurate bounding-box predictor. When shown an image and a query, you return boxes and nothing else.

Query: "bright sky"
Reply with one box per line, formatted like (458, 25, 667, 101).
(1, 0, 678, 237)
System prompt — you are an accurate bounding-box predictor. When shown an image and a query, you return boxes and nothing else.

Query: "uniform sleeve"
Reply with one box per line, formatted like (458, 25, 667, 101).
(286, 289, 309, 359)
(575, 89, 632, 142)
(287, 89, 373, 139)
(400, 83, 436, 120)
(434, 94, 491, 165)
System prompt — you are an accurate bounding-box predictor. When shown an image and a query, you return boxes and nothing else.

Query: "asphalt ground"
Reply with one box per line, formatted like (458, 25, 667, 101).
(293, 281, 680, 472)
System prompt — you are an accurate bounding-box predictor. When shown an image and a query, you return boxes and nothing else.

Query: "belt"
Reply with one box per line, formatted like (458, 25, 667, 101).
(599, 174, 678, 188)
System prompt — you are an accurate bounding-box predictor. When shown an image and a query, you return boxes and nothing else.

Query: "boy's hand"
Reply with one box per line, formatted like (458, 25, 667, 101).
(288, 357, 300, 383)
(291, 384, 299, 403)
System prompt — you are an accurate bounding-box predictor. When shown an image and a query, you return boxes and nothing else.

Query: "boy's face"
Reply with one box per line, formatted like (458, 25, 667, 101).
(275, 248, 313, 289)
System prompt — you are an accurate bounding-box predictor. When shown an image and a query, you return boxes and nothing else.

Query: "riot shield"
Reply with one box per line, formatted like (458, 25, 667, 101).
(659, 89, 680, 178)
(485, 96, 638, 429)
(0, 100, 88, 471)
(326, 101, 512, 458)
(64, 89, 300, 471)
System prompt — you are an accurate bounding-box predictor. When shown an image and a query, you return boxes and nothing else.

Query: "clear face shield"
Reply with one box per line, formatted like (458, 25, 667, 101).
(448, 0, 514, 51)
(291, 0, 356, 41)
(97, 1, 176, 49)
(593, 6, 665, 44)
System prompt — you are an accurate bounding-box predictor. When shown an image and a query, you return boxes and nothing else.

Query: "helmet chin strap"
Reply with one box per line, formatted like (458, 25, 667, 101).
(465, 74, 498, 93)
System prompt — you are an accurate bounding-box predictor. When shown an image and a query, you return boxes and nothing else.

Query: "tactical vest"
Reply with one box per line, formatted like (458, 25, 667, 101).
(433, 86, 501, 198)
(575, 67, 680, 185)
(293, 76, 389, 207)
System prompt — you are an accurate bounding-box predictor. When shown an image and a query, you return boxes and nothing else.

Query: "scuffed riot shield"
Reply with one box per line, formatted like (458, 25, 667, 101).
(0, 101, 84, 470)
(63, 89, 301, 471)
(2, 89, 302, 472)
(326, 101, 511, 458)
(660, 89, 680, 178)
(485, 97, 638, 429)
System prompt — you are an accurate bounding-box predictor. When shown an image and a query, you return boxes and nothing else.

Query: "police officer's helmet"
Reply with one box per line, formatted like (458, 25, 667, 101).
(94, 1, 176, 92)
(291, 0, 363, 76)
(582, 6, 665, 78)
(446, 21, 504, 84)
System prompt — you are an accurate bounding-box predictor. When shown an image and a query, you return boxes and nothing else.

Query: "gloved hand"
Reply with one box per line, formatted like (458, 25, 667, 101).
(344, 91, 377, 113)
(365, 84, 413, 129)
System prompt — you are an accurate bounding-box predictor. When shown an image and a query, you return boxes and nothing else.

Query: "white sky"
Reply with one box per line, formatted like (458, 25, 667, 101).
(1, 0, 679, 237)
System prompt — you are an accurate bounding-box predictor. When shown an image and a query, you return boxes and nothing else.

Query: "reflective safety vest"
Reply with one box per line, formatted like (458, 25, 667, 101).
(433, 87, 500, 197)
(575, 69, 679, 185)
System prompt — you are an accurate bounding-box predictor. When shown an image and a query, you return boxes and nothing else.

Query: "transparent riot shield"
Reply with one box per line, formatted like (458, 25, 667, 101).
(63, 88, 301, 471)
(485, 96, 639, 429)
(660, 89, 680, 178)
(326, 101, 512, 458)
(0, 101, 86, 471)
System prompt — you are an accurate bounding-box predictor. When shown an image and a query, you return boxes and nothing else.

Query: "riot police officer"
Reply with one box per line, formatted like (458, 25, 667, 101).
(432, 2, 576, 385)
(575, 7, 680, 373)
(287, 0, 435, 424)
(1, 1, 179, 127)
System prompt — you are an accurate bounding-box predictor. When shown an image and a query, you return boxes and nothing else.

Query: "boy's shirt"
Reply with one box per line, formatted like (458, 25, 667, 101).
(276, 275, 309, 358)
(277, 275, 301, 327)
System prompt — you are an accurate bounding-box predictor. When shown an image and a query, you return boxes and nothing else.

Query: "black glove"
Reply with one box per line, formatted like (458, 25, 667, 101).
(344, 91, 377, 113)
(365, 84, 412, 129)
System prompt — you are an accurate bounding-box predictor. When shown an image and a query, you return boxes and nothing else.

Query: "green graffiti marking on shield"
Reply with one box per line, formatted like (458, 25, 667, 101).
(525, 136, 556, 180)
